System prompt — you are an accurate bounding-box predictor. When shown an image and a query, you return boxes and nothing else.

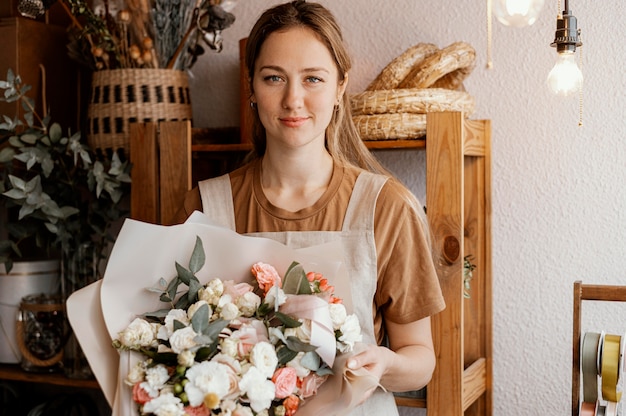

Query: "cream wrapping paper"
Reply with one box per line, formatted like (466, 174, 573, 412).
(67, 211, 378, 416)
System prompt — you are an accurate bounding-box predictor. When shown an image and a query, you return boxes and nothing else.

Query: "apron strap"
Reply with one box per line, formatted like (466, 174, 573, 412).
(342, 172, 388, 233)
(198, 174, 237, 230)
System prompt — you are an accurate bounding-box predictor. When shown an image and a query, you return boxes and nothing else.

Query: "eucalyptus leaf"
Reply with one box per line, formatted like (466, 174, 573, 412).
(274, 311, 302, 328)
(189, 236, 205, 274)
(191, 304, 210, 334)
(282, 261, 312, 295)
(300, 351, 321, 371)
(173, 319, 186, 331)
(199, 318, 229, 344)
(276, 345, 298, 365)
(284, 335, 318, 353)
(175, 262, 193, 286)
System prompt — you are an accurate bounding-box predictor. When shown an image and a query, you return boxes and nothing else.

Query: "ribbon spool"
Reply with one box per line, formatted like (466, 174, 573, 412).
(580, 401, 598, 416)
(582, 332, 603, 402)
(601, 333, 623, 402)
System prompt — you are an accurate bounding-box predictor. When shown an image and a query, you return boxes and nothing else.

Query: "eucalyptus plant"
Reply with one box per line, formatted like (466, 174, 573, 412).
(0, 69, 131, 273)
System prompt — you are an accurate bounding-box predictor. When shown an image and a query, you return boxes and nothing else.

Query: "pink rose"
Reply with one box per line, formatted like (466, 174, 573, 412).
(283, 394, 300, 416)
(272, 367, 298, 399)
(132, 382, 151, 405)
(251, 262, 282, 293)
(184, 405, 210, 416)
(299, 373, 328, 399)
(230, 321, 269, 357)
(223, 280, 254, 298)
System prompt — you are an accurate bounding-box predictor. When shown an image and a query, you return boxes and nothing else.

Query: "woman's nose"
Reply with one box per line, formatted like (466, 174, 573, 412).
(281, 82, 304, 110)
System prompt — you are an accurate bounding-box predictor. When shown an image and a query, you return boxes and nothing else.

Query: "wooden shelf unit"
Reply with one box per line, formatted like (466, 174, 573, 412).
(0, 363, 100, 389)
(571, 281, 626, 416)
(127, 111, 492, 415)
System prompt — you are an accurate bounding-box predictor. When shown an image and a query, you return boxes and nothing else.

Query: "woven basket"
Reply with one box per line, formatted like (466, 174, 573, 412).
(351, 88, 475, 116)
(86, 69, 193, 154)
(353, 113, 427, 141)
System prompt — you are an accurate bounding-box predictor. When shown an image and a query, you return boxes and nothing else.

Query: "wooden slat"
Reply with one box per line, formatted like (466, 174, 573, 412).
(463, 119, 488, 156)
(394, 396, 426, 408)
(462, 118, 493, 416)
(158, 120, 192, 225)
(426, 111, 465, 416)
(572, 281, 582, 416)
(462, 358, 487, 411)
(130, 122, 159, 223)
(482, 119, 493, 416)
(580, 284, 626, 301)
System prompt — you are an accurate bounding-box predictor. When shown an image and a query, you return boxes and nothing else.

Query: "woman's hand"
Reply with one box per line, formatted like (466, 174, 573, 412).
(345, 316, 436, 394)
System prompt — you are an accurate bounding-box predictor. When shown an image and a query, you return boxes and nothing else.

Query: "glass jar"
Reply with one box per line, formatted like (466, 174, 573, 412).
(17, 293, 65, 373)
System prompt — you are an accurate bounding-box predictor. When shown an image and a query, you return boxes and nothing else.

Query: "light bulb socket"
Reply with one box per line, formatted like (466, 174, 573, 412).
(550, 10, 582, 53)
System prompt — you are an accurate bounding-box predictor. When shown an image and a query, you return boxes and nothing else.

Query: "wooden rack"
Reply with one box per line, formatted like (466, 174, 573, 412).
(571, 281, 626, 416)
(129, 111, 492, 415)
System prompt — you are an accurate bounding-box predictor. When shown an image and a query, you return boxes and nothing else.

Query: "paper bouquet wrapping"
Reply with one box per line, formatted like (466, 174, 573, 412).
(67, 212, 379, 416)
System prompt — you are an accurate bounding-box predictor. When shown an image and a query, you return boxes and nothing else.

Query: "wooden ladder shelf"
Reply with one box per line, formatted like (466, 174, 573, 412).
(572, 281, 626, 416)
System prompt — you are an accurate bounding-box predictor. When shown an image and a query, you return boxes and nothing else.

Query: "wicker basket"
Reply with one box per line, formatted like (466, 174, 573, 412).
(86, 69, 193, 154)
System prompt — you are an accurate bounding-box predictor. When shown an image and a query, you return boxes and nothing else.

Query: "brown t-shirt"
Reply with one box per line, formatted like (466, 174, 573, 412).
(173, 160, 445, 344)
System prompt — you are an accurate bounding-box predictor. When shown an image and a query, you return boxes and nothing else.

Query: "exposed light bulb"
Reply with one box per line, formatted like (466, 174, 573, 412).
(547, 52, 583, 96)
(494, 0, 545, 27)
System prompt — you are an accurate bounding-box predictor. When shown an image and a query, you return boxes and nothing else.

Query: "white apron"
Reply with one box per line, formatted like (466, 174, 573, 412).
(198, 171, 399, 416)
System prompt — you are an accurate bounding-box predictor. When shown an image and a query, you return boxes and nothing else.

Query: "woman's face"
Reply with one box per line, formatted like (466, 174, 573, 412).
(251, 26, 346, 151)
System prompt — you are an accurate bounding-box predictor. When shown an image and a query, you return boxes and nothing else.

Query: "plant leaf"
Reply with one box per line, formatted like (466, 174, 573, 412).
(188, 236, 205, 274)
(282, 261, 311, 295)
(274, 311, 302, 328)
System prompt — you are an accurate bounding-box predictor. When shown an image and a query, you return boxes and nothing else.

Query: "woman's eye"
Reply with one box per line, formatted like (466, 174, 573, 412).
(306, 76, 323, 83)
(264, 75, 282, 82)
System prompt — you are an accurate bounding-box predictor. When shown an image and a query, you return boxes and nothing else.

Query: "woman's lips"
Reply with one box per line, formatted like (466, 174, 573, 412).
(279, 117, 308, 128)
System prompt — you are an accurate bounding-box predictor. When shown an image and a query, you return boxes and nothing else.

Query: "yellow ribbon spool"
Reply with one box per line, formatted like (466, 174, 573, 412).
(601, 334, 623, 402)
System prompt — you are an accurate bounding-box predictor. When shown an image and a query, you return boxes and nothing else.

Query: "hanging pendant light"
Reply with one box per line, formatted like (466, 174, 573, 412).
(493, 0, 545, 27)
(547, 1, 583, 96)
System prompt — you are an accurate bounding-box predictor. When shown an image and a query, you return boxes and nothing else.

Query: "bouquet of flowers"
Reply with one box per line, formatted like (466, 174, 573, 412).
(111, 235, 363, 416)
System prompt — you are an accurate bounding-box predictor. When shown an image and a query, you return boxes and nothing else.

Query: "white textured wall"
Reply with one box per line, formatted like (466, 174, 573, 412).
(189, 1, 626, 414)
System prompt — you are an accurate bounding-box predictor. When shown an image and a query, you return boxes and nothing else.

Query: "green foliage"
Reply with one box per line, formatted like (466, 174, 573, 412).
(463, 255, 477, 299)
(0, 69, 131, 273)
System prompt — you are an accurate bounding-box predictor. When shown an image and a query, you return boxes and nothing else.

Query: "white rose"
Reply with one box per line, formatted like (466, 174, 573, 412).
(328, 303, 347, 330)
(142, 392, 185, 416)
(268, 327, 285, 345)
(158, 309, 189, 341)
(249, 341, 278, 379)
(220, 337, 239, 358)
(286, 351, 311, 378)
(169, 326, 198, 354)
(118, 318, 157, 349)
(199, 278, 224, 305)
(263, 287, 287, 309)
(220, 302, 240, 320)
(233, 404, 255, 416)
(218, 294, 233, 308)
(236, 291, 261, 317)
(177, 350, 196, 367)
(239, 366, 275, 412)
(338, 314, 363, 353)
(124, 361, 146, 385)
(284, 319, 311, 343)
(187, 300, 212, 320)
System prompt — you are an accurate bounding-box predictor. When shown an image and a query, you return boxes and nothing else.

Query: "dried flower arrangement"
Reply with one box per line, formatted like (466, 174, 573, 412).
(18, 0, 238, 71)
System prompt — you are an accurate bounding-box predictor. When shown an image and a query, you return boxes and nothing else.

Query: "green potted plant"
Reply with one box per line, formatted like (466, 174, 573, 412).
(0, 68, 130, 372)
(0, 68, 131, 274)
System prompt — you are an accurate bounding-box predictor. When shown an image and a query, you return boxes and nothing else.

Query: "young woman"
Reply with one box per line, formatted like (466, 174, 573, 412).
(174, 1, 445, 413)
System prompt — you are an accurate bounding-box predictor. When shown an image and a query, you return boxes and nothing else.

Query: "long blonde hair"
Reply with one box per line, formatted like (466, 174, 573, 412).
(244, 1, 433, 245)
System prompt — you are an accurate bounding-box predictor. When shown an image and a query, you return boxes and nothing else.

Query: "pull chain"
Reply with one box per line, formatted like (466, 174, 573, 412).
(578, 34, 583, 127)
(486, 0, 493, 69)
